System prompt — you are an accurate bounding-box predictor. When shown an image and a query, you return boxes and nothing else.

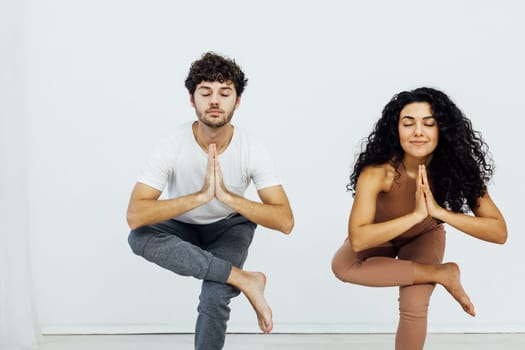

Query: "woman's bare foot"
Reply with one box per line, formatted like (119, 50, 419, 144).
(227, 268, 273, 333)
(440, 262, 476, 316)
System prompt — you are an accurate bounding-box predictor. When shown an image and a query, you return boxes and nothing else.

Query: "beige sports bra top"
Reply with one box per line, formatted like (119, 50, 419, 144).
(374, 163, 444, 245)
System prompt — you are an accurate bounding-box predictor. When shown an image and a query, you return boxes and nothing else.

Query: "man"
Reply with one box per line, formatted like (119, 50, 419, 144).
(127, 52, 294, 350)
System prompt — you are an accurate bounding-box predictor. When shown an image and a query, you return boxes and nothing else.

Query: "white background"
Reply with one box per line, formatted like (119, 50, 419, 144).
(10, 0, 525, 334)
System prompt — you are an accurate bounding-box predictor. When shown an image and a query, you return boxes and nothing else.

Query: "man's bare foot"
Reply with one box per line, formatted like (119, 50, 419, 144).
(227, 268, 273, 333)
(242, 272, 273, 333)
(441, 263, 476, 317)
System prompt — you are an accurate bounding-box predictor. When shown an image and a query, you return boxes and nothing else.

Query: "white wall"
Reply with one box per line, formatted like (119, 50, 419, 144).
(1, 0, 39, 346)
(21, 0, 525, 334)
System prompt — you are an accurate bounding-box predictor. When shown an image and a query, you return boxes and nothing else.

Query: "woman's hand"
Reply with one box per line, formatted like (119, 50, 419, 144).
(414, 164, 430, 221)
(419, 164, 507, 243)
(419, 164, 445, 219)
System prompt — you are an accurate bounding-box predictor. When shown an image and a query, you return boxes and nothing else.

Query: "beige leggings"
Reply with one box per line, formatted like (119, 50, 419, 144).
(331, 229, 445, 350)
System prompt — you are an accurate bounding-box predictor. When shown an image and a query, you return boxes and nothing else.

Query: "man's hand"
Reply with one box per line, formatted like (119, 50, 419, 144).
(200, 143, 232, 204)
(214, 149, 232, 203)
(200, 143, 293, 234)
(199, 144, 217, 203)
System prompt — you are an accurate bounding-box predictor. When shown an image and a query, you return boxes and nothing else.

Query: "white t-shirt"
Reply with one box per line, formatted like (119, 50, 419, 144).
(138, 121, 281, 224)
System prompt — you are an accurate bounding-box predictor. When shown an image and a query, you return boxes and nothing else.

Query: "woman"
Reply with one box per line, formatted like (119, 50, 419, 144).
(331, 87, 507, 350)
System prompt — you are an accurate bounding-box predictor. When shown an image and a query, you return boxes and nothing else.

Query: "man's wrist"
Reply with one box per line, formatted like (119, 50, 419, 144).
(195, 190, 212, 205)
(218, 189, 234, 205)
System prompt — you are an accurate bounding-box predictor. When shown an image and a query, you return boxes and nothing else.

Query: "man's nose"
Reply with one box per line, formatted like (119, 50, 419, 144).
(210, 92, 219, 104)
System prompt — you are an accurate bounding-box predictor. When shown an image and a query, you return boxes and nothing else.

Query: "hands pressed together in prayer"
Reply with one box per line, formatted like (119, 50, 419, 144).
(200, 143, 233, 204)
(414, 164, 445, 221)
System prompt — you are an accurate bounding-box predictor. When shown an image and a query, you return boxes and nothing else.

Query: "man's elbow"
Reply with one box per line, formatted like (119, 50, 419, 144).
(280, 216, 294, 235)
(126, 212, 142, 231)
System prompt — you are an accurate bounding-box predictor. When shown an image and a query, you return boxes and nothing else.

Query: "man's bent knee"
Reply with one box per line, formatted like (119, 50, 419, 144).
(128, 227, 150, 256)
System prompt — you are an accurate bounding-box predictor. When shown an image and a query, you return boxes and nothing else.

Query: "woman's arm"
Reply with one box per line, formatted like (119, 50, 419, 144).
(348, 165, 428, 252)
(420, 165, 507, 244)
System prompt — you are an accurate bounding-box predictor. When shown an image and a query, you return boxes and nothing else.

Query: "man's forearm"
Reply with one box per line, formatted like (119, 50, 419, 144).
(127, 192, 209, 230)
(219, 192, 294, 234)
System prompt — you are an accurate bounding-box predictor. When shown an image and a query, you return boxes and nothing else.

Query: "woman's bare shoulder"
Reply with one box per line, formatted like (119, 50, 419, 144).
(360, 163, 396, 192)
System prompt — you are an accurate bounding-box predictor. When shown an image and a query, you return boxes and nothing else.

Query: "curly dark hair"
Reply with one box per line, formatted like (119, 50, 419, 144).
(184, 52, 248, 96)
(348, 87, 494, 213)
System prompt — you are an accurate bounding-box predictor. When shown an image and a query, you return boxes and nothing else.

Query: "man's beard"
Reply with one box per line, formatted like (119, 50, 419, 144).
(197, 109, 234, 128)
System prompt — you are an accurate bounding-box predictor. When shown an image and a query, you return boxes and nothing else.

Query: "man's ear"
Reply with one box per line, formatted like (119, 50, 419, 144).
(189, 94, 195, 107)
(235, 96, 241, 110)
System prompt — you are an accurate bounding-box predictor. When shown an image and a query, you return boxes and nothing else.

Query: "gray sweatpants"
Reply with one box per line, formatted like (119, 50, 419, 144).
(128, 214, 256, 350)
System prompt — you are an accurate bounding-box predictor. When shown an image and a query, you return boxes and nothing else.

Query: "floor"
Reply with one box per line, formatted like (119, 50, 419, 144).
(39, 333, 525, 349)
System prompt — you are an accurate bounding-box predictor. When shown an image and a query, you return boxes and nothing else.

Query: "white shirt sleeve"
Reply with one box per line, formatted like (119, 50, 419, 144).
(249, 138, 282, 190)
(137, 137, 174, 192)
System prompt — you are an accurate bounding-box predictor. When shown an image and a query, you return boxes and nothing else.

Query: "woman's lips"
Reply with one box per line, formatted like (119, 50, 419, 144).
(410, 141, 427, 145)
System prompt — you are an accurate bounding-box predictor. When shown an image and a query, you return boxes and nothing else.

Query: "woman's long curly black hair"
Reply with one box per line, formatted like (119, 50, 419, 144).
(348, 87, 494, 213)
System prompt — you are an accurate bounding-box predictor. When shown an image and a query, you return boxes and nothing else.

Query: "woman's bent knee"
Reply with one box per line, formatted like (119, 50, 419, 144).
(331, 257, 357, 283)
